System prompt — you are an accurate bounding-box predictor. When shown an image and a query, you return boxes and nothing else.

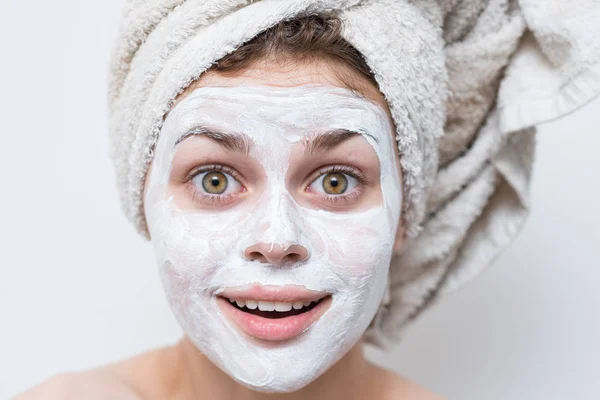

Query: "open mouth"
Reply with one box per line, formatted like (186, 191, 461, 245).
(221, 296, 326, 319)
(216, 294, 332, 341)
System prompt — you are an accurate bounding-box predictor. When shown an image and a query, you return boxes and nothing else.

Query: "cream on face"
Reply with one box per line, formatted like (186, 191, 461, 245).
(144, 84, 402, 392)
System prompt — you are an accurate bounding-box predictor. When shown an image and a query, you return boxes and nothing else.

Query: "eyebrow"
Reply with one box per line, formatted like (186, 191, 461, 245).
(174, 126, 253, 154)
(174, 126, 378, 155)
(304, 129, 378, 155)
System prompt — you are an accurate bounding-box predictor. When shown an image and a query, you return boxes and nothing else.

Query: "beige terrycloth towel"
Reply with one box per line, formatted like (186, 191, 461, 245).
(107, 0, 600, 348)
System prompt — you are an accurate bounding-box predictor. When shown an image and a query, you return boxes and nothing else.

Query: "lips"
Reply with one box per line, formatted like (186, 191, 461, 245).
(216, 284, 332, 341)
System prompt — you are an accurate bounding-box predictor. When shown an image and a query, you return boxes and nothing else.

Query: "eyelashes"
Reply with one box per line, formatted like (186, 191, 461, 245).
(184, 163, 370, 209)
(305, 165, 366, 207)
(186, 164, 245, 207)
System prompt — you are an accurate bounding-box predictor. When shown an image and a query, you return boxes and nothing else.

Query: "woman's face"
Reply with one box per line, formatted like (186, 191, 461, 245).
(143, 59, 404, 392)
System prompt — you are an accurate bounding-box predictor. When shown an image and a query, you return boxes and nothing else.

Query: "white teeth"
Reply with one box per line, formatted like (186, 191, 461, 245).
(227, 297, 323, 312)
(274, 302, 292, 312)
(258, 301, 275, 311)
(292, 301, 304, 310)
(245, 300, 258, 310)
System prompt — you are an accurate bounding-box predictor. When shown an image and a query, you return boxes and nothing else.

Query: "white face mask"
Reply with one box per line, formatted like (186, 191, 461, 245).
(144, 84, 402, 392)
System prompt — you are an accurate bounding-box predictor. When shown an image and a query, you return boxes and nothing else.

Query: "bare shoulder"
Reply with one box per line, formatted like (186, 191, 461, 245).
(15, 345, 181, 400)
(367, 361, 446, 400)
(384, 374, 445, 400)
(13, 370, 143, 400)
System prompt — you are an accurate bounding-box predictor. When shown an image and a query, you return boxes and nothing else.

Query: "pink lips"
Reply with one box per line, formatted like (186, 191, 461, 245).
(216, 284, 332, 341)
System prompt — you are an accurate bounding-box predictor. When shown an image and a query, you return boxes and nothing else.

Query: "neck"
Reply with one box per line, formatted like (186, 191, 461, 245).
(167, 335, 374, 400)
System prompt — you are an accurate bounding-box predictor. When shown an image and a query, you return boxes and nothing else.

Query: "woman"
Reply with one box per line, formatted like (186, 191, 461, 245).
(17, 0, 600, 399)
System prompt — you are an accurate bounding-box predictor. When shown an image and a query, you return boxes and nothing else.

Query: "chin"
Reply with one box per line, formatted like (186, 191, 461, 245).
(180, 301, 365, 394)
(233, 368, 324, 393)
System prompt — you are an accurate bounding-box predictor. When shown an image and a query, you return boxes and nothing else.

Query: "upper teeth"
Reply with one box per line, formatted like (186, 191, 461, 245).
(229, 298, 317, 311)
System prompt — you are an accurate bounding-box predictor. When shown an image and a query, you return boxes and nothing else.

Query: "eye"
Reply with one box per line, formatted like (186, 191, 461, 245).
(189, 165, 243, 198)
(308, 167, 360, 197)
(319, 172, 352, 194)
(200, 171, 228, 194)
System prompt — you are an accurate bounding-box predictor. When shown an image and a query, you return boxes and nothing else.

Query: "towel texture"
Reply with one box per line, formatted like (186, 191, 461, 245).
(107, 0, 600, 348)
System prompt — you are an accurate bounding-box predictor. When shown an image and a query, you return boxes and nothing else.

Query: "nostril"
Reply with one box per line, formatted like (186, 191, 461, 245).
(285, 245, 309, 264)
(282, 253, 301, 264)
(283, 248, 309, 264)
(244, 243, 309, 265)
(246, 251, 268, 263)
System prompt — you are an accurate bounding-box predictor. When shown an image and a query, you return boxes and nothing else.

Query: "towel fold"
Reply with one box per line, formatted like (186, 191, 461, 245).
(107, 0, 600, 348)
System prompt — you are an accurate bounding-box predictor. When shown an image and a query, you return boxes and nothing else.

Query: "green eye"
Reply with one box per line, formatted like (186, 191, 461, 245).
(202, 171, 228, 194)
(322, 172, 348, 195)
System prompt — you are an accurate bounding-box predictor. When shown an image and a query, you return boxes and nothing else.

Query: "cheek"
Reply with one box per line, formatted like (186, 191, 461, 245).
(152, 210, 223, 282)
(310, 211, 393, 275)
(161, 260, 195, 311)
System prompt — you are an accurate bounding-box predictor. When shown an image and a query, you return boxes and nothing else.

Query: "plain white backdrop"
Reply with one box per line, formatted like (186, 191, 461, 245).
(0, 1, 598, 399)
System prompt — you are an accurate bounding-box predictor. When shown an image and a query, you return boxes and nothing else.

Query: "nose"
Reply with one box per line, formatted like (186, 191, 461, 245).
(244, 243, 309, 266)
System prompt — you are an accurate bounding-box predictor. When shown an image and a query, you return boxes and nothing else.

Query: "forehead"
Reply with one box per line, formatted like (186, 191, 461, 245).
(162, 84, 394, 147)
(173, 60, 391, 115)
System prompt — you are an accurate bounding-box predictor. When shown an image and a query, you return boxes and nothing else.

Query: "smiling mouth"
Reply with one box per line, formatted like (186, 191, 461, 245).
(215, 289, 333, 341)
(220, 296, 326, 319)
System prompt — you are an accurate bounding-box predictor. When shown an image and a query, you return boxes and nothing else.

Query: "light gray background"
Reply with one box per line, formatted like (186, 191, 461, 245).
(1, 1, 598, 399)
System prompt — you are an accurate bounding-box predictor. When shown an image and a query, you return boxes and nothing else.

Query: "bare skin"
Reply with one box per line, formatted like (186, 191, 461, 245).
(18, 337, 442, 400)
(16, 59, 444, 400)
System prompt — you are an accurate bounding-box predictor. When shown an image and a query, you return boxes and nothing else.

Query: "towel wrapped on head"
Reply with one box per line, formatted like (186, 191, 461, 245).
(107, 0, 600, 348)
